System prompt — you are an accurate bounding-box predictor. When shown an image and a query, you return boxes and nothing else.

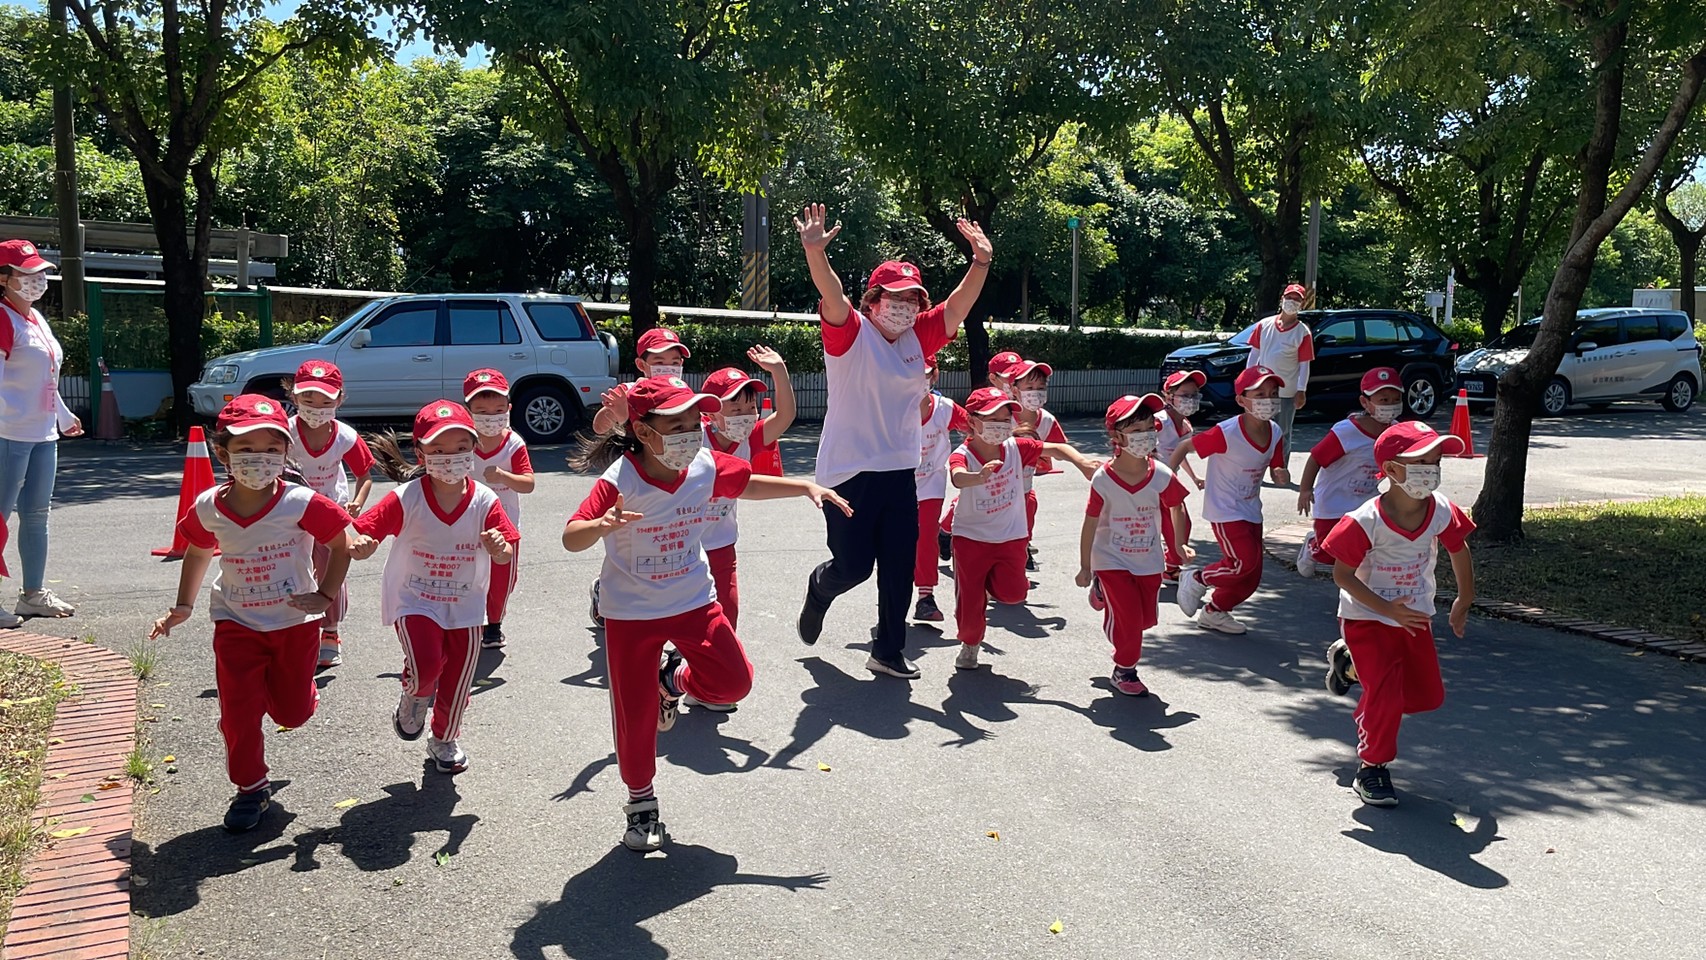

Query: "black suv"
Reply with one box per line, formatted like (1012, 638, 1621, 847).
(1160, 309, 1461, 418)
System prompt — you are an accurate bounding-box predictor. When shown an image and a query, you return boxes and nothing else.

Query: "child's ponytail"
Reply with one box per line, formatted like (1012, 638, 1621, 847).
(367, 430, 427, 483)
(570, 426, 644, 473)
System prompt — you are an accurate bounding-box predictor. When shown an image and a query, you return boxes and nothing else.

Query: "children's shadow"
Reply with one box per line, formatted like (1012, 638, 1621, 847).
(471, 647, 507, 695)
(291, 765, 480, 873)
(129, 782, 302, 918)
(986, 601, 1068, 640)
(511, 843, 827, 960)
(1030, 681, 1201, 752)
(1336, 777, 1508, 889)
(553, 713, 770, 802)
(561, 626, 607, 690)
(940, 668, 1046, 746)
(767, 657, 989, 768)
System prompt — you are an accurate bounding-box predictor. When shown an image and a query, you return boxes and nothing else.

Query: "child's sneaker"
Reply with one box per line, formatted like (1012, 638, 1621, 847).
(317, 631, 343, 668)
(1162, 567, 1180, 586)
(481, 623, 506, 649)
(1325, 638, 1358, 696)
(1088, 576, 1107, 612)
(683, 694, 737, 713)
(1295, 537, 1317, 578)
(1197, 606, 1248, 635)
(1176, 567, 1208, 617)
(428, 736, 468, 774)
(223, 785, 271, 833)
(657, 650, 683, 731)
(1110, 666, 1149, 697)
(954, 643, 980, 670)
(1354, 764, 1398, 807)
(393, 693, 433, 741)
(912, 594, 944, 622)
(1025, 545, 1040, 572)
(623, 799, 667, 851)
(865, 655, 922, 679)
(938, 530, 953, 562)
(589, 578, 605, 627)
(14, 588, 74, 618)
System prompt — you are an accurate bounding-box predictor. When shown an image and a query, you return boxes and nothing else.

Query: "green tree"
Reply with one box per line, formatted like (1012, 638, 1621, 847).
(1651, 151, 1706, 321)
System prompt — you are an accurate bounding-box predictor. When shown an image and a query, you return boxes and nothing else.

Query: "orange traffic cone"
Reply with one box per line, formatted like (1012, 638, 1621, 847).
(94, 358, 124, 441)
(1448, 389, 1481, 459)
(754, 396, 784, 476)
(152, 426, 220, 558)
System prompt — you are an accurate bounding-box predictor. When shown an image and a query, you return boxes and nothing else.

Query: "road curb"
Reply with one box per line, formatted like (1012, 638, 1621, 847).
(1261, 524, 1706, 664)
(0, 632, 136, 960)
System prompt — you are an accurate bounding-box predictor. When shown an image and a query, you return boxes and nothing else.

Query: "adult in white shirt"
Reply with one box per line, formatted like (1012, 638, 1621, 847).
(1245, 282, 1316, 484)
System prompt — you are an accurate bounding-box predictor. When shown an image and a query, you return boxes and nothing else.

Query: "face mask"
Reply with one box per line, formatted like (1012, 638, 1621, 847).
(977, 418, 1014, 444)
(1371, 403, 1403, 425)
(1171, 395, 1200, 416)
(870, 298, 920, 337)
(1019, 389, 1048, 412)
(1280, 299, 1301, 315)
(296, 405, 337, 429)
(472, 413, 509, 437)
(646, 363, 684, 380)
(11, 273, 48, 304)
(719, 414, 758, 443)
(653, 428, 703, 471)
(1396, 463, 1442, 499)
(1121, 431, 1159, 459)
(1246, 398, 1282, 421)
(424, 452, 475, 485)
(227, 452, 284, 491)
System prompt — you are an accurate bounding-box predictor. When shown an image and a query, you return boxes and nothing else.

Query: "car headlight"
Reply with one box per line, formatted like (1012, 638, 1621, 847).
(202, 363, 240, 385)
(1207, 354, 1245, 368)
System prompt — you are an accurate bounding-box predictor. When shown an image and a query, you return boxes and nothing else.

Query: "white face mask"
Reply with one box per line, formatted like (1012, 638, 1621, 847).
(1396, 463, 1442, 499)
(1280, 299, 1301, 315)
(1371, 403, 1403, 425)
(1019, 389, 1048, 412)
(654, 428, 704, 471)
(646, 363, 684, 381)
(871, 298, 920, 337)
(719, 414, 758, 443)
(424, 452, 475, 485)
(295, 405, 337, 429)
(1171, 394, 1200, 416)
(11, 273, 48, 304)
(1246, 398, 1282, 421)
(976, 418, 1014, 444)
(1121, 431, 1159, 459)
(227, 452, 285, 491)
(472, 413, 509, 437)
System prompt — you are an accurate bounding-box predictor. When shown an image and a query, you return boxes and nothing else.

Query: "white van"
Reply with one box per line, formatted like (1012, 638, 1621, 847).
(1454, 308, 1700, 415)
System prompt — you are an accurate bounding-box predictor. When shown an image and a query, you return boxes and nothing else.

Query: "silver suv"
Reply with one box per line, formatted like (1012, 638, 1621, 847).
(189, 294, 620, 443)
(1455, 308, 1701, 415)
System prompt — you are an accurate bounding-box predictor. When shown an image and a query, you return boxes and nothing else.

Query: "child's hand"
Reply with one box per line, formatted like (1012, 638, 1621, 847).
(747, 344, 786, 374)
(601, 385, 630, 422)
(1193, 475, 1206, 490)
(1297, 489, 1313, 516)
(481, 528, 511, 559)
(343, 499, 364, 518)
(288, 591, 332, 615)
(484, 465, 504, 485)
(1449, 596, 1471, 637)
(598, 495, 644, 535)
(808, 484, 854, 517)
(1180, 543, 1197, 562)
(1074, 457, 1104, 480)
(349, 535, 380, 560)
(1075, 568, 1092, 588)
(1386, 600, 1433, 634)
(150, 605, 192, 639)
(970, 460, 1003, 485)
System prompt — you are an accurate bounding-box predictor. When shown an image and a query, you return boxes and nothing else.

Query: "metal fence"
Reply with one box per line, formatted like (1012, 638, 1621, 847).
(672, 368, 1162, 420)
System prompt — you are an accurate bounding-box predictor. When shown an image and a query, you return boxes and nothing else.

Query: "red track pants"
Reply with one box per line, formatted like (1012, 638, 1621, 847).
(395, 615, 480, 741)
(310, 541, 348, 632)
(707, 544, 740, 629)
(1161, 507, 1192, 570)
(915, 499, 943, 589)
(952, 537, 1029, 646)
(486, 543, 518, 625)
(1343, 618, 1445, 765)
(1097, 570, 1162, 668)
(1202, 520, 1264, 612)
(214, 619, 321, 793)
(1308, 518, 1337, 566)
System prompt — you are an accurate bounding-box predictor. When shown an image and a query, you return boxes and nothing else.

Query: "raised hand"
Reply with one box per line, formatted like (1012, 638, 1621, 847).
(600, 385, 630, 422)
(957, 218, 993, 262)
(794, 203, 842, 253)
(747, 344, 786, 374)
(599, 494, 644, 534)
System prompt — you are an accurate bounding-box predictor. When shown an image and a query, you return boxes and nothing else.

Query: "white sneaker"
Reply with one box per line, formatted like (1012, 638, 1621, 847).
(1295, 537, 1317, 578)
(865, 655, 922, 679)
(683, 694, 737, 713)
(589, 578, 605, 627)
(954, 643, 981, 670)
(1176, 567, 1208, 617)
(0, 609, 21, 629)
(427, 736, 468, 773)
(393, 692, 433, 741)
(15, 589, 74, 618)
(1198, 607, 1248, 635)
(623, 799, 667, 851)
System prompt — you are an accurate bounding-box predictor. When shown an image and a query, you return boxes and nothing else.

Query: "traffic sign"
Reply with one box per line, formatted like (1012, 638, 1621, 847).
(1067, 216, 1080, 230)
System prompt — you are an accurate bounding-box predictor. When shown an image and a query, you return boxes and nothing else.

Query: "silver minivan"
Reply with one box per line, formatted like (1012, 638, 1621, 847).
(1454, 308, 1701, 415)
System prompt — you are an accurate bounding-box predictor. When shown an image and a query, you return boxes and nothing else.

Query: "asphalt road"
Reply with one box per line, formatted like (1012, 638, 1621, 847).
(11, 400, 1706, 960)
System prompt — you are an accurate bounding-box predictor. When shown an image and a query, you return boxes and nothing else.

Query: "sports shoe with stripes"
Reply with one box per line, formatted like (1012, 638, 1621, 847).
(393, 693, 433, 741)
(428, 736, 468, 774)
(623, 799, 667, 851)
(657, 650, 684, 731)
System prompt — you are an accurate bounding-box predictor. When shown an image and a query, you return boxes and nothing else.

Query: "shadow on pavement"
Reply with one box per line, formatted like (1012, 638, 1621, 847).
(560, 626, 607, 690)
(510, 843, 827, 960)
(767, 657, 990, 768)
(554, 712, 770, 803)
(471, 647, 507, 695)
(1028, 681, 1201, 753)
(130, 782, 302, 918)
(289, 767, 479, 873)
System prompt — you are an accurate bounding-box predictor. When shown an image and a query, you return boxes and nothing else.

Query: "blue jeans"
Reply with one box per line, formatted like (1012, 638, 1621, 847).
(0, 438, 58, 591)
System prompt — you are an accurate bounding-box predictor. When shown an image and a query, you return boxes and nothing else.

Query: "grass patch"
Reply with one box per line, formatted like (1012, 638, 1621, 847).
(0, 653, 70, 941)
(1442, 495, 1706, 641)
(127, 638, 162, 681)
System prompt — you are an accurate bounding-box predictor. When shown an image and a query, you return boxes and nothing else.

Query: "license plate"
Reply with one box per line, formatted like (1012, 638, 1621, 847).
(1463, 381, 1485, 394)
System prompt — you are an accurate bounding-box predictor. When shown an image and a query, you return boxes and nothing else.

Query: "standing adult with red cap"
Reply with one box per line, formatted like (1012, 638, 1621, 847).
(793, 203, 993, 679)
(1245, 282, 1316, 485)
(0, 238, 83, 628)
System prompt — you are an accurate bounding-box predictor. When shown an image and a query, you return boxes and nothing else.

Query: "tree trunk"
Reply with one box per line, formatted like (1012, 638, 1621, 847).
(1681, 239, 1701, 323)
(625, 208, 662, 345)
(1459, 270, 1516, 341)
(140, 170, 207, 435)
(1019, 262, 1031, 322)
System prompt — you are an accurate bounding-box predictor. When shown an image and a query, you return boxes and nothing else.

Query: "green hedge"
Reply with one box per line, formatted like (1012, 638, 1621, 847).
(52, 312, 337, 377)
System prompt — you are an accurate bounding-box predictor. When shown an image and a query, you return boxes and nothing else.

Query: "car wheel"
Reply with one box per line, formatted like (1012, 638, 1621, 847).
(1402, 372, 1440, 419)
(1661, 374, 1697, 412)
(1538, 377, 1570, 416)
(514, 382, 580, 445)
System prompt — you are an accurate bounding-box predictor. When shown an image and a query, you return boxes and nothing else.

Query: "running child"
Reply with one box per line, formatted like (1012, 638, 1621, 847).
(947, 386, 1099, 671)
(1158, 370, 1207, 583)
(351, 401, 519, 775)
(288, 360, 375, 668)
(914, 357, 968, 622)
(1004, 354, 1067, 572)
(1167, 365, 1286, 635)
(464, 369, 535, 649)
(1077, 394, 1193, 696)
(1320, 421, 1475, 807)
(149, 395, 356, 832)
(564, 376, 850, 851)
(1245, 282, 1315, 483)
(1295, 367, 1403, 578)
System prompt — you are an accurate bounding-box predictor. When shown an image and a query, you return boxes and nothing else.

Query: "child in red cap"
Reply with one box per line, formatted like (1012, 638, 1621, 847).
(1158, 370, 1207, 582)
(352, 401, 520, 776)
(914, 357, 969, 622)
(1077, 394, 1193, 696)
(288, 360, 375, 668)
(1245, 282, 1316, 483)
(946, 386, 1099, 671)
(565, 376, 850, 851)
(1320, 421, 1476, 807)
(1295, 367, 1404, 578)
(150, 395, 356, 832)
(1167, 365, 1287, 634)
(464, 368, 535, 649)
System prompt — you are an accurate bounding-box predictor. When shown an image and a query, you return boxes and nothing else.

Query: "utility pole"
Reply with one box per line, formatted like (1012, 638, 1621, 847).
(1068, 215, 1081, 330)
(49, 0, 86, 318)
(740, 180, 770, 312)
(1304, 198, 1321, 298)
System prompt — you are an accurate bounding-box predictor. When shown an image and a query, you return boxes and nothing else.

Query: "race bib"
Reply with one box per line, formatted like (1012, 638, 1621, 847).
(630, 517, 699, 581)
(223, 551, 298, 609)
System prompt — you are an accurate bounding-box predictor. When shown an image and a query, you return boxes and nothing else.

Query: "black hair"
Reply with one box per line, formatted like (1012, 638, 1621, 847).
(366, 430, 427, 483)
(571, 423, 647, 473)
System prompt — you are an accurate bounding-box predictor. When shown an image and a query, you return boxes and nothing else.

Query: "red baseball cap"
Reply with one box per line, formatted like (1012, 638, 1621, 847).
(867, 260, 928, 295)
(413, 400, 478, 444)
(1006, 357, 1053, 380)
(1235, 365, 1286, 394)
(1282, 283, 1307, 300)
(1360, 367, 1401, 397)
(0, 239, 53, 274)
(924, 354, 939, 373)
(1105, 394, 1166, 432)
(965, 386, 1019, 415)
(628, 376, 720, 424)
(702, 367, 768, 401)
(987, 351, 1023, 378)
(463, 368, 510, 400)
(1374, 421, 1464, 476)
(1164, 370, 1207, 391)
(293, 360, 343, 398)
(217, 394, 291, 438)
(637, 327, 691, 358)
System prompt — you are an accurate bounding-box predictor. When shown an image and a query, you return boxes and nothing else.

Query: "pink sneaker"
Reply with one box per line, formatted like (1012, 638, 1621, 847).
(1089, 576, 1107, 612)
(1111, 666, 1148, 697)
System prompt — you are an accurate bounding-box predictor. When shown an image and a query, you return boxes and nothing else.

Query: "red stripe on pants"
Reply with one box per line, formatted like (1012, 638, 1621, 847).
(485, 541, 519, 625)
(395, 615, 480, 741)
(707, 544, 740, 629)
(1342, 618, 1445, 765)
(1162, 506, 1192, 569)
(1096, 569, 1162, 668)
(311, 541, 348, 629)
(1202, 520, 1264, 611)
(952, 537, 1029, 646)
(1309, 518, 1337, 565)
(605, 602, 754, 793)
(914, 498, 943, 588)
(213, 619, 321, 791)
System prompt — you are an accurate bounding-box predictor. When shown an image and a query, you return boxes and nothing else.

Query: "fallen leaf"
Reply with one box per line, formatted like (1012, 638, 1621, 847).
(48, 773, 67, 780)
(434, 852, 450, 867)
(1049, 920, 1063, 935)
(817, 762, 832, 772)
(391, 878, 404, 887)
(240, 858, 259, 866)
(97, 782, 121, 791)
(162, 755, 176, 763)
(1545, 847, 1556, 854)
(986, 831, 1001, 841)
(49, 827, 90, 839)
(1630, 651, 1646, 657)
(474, 679, 494, 686)
(155, 682, 171, 687)
(333, 798, 360, 809)
(1452, 815, 1467, 829)
(276, 725, 293, 733)
(80, 794, 95, 803)
(47, 737, 64, 745)
(150, 703, 166, 709)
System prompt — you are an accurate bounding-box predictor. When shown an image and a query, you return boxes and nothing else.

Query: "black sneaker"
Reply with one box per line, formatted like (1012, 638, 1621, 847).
(912, 594, 944, 622)
(657, 650, 684, 732)
(1354, 764, 1399, 807)
(223, 785, 271, 833)
(938, 530, 953, 561)
(797, 579, 828, 646)
(623, 799, 667, 851)
(1025, 551, 1040, 572)
(481, 623, 506, 649)
(1325, 638, 1357, 697)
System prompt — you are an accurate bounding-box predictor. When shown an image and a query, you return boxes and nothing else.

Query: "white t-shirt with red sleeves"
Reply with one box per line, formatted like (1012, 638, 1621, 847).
(1192, 417, 1284, 524)
(1087, 461, 1191, 575)
(1323, 493, 1474, 627)
(701, 423, 776, 551)
(1246, 316, 1315, 398)
(178, 482, 354, 632)
(355, 479, 519, 629)
(572, 448, 753, 620)
(1309, 416, 1383, 521)
(289, 418, 375, 504)
(475, 430, 532, 525)
(947, 437, 1042, 544)
(1021, 409, 1068, 486)
(916, 395, 969, 502)
(815, 304, 952, 489)
(1158, 412, 1193, 462)
(0, 302, 73, 443)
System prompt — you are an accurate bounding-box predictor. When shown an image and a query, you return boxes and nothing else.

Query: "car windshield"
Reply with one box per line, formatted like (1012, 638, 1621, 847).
(317, 301, 381, 344)
(1489, 321, 1542, 350)
(1229, 325, 1254, 346)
